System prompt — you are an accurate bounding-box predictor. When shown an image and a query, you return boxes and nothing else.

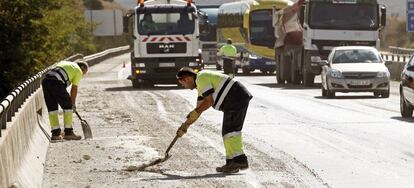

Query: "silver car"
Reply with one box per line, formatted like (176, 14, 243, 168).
(320, 46, 390, 98)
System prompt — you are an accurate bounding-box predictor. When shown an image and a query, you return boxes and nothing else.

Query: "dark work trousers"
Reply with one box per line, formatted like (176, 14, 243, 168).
(42, 77, 72, 112)
(220, 81, 252, 164)
(223, 57, 235, 75)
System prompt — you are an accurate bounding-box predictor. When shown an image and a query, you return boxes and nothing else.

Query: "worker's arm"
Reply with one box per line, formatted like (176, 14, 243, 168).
(177, 95, 214, 137)
(195, 94, 213, 114)
(70, 85, 78, 109)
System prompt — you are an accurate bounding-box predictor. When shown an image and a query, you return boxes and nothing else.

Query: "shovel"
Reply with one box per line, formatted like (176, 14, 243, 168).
(74, 110, 93, 139)
(130, 135, 180, 171)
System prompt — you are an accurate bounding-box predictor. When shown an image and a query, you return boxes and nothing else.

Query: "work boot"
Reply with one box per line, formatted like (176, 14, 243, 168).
(216, 163, 239, 173)
(51, 129, 62, 141)
(63, 128, 82, 140)
(233, 155, 249, 170)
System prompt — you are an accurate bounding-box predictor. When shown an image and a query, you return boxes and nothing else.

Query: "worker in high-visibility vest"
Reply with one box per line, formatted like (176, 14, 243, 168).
(42, 60, 88, 141)
(176, 67, 252, 173)
(219, 38, 237, 78)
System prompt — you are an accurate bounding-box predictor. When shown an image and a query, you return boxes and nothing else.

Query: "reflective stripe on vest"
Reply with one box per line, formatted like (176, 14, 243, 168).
(213, 78, 235, 110)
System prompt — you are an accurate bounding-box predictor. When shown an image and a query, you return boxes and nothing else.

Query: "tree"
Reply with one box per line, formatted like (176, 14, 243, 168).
(0, 0, 96, 98)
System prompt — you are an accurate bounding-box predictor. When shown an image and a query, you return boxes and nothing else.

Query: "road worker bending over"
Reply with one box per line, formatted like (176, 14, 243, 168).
(42, 60, 88, 141)
(176, 67, 252, 173)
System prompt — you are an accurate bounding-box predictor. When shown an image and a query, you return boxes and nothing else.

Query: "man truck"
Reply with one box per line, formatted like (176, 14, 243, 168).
(125, 0, 202, 87)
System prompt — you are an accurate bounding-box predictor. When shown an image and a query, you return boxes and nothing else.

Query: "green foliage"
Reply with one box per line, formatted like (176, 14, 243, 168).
(0, 0, 96, 98)
(83, 0, 103, 10)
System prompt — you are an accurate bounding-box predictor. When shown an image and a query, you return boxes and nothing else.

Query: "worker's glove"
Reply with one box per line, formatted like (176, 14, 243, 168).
(176, 123, 191, 137)
(185, 110, 200, 125)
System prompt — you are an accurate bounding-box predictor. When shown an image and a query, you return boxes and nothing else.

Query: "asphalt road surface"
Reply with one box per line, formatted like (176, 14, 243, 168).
(42, 53, 414, 188)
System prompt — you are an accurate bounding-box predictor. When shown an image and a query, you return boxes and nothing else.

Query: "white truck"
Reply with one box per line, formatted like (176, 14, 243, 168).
(126, 0, 202, 87)
(273, 0, 386, 86)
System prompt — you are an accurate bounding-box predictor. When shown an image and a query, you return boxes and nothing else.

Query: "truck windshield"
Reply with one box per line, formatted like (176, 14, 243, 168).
(250, 10, 275, 48)
(138, 12, 195, 35)
(309, 3, 378, 30)
(199, 8, 218, 42)
(332, 49, 381, 64)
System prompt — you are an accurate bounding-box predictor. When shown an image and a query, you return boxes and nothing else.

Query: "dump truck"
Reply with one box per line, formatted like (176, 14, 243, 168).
(273, 0, 386, 86)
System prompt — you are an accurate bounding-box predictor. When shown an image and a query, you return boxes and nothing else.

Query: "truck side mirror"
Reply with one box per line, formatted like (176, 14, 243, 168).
(380, 5, 386, 28)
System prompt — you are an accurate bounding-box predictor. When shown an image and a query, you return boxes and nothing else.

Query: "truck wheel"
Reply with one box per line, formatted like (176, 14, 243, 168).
(291, 51, 300, 84)
(132, 80, 141, 88)
(303, 69, 315, 86)
(282, 53, 291, 83)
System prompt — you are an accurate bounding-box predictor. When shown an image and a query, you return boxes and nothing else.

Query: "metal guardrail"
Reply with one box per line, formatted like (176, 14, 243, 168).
(389, 46, 414, 55)
(0, 46, 130, 137)
(381, 53, 411, 63)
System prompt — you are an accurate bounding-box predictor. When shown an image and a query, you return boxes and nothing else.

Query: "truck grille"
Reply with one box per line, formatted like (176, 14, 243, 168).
(202, 44, 217, 48)
(147, 42, 186, 54)
(343, 72, 377, 79)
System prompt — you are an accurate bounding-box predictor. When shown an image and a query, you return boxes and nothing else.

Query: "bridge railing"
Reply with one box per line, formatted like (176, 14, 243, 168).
(0, 46, 130, 137)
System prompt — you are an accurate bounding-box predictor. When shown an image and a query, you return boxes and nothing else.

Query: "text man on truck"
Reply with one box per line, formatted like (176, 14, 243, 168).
(126, 0, 203, 87)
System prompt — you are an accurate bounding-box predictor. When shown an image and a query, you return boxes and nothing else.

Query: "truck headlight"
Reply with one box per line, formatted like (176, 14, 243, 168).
(329, 69, 342, 78)
(135, 63, 145, 67)
(376, 71, 389, 78)
(189, 62, 198, 67)
(310, 56, 322, 62)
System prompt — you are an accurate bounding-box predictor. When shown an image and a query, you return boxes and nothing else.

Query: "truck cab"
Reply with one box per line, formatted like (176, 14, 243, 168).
(126, 0, 202, 87)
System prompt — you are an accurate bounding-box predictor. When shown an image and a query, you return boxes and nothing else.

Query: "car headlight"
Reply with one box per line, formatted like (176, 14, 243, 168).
(376, 71, 389, 78)
(329, 69, 342, 78)
(248, 54, 258, 59)
(189, 62, 198, 67)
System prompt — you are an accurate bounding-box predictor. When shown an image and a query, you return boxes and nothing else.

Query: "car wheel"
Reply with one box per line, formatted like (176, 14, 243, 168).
(327, 87, 335, 98)
(381, 90, 390, 98)
(216, 64, 222, 70)
(381, 87, 390, 98)
(242, 67, 250, 74)
(400, 92, 413, 117)
(373, 91, 380, 97)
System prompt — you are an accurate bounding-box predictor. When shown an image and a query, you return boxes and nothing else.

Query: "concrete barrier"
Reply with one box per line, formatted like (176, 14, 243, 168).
(0, 46, 130, 188)
(0, 90, 49, 188)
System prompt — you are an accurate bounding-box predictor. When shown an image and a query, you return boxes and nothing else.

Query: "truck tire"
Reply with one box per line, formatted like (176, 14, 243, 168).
(132, 79, 141, 88)
(291, 50, 301, 84)
(282, 53, 291, 83)
(303, 52, 315, 86)
(276, 54, 285, 84)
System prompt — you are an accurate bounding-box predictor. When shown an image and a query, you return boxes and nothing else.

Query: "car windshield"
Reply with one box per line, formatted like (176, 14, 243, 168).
(332, 49, 381, 64)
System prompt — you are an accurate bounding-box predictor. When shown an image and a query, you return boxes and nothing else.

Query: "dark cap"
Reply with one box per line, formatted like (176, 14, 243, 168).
(176, 67, 196, 79)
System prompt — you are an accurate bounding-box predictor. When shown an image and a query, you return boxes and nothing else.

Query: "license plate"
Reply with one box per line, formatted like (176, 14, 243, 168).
(265, 61, 275, 65)
(159, 63, 175, 67)
(350, 80, 369, 85)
